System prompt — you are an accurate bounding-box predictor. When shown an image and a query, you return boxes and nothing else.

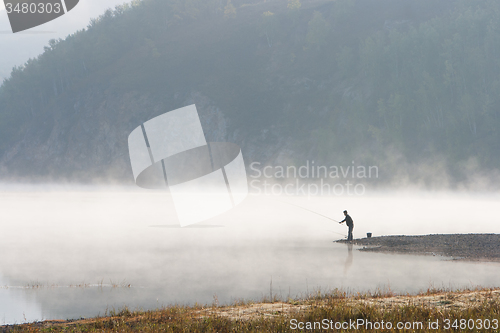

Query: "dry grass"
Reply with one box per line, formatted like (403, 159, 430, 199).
(3, 287, 500, 332)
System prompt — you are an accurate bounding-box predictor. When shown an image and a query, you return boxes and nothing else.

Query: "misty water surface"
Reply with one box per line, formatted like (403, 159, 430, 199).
(0, 187, 499, 324)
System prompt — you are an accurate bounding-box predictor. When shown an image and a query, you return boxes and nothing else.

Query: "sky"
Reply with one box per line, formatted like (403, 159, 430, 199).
(0, 0, 130, 82)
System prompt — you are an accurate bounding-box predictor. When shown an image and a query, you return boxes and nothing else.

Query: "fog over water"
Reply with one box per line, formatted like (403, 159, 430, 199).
(0, 187, 500, 324)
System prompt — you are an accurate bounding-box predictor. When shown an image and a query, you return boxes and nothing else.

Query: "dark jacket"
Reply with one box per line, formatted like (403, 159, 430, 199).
(340, 214, 353, 227)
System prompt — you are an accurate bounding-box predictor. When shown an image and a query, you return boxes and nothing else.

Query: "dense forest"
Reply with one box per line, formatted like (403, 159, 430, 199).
(0, 0, 499, 186)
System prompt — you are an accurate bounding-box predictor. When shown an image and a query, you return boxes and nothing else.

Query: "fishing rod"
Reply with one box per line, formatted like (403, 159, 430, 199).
(280, 200, 341, 222)
(278, 200, 346, 237)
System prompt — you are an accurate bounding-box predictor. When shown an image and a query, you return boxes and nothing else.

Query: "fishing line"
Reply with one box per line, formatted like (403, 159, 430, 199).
(277, 200, 346, 237)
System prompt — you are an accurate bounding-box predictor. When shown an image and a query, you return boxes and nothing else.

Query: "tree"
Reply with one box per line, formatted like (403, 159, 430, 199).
(259, 11, 277, 48)
(287, 0, 301, 11)
(207, 0, 223, 16)
(287, 0, 301, 21)
(306, 11, 330, 49)
(336, 46, 355, 78)
(224, 0, 236, 19)
(331, 0, 355, 22)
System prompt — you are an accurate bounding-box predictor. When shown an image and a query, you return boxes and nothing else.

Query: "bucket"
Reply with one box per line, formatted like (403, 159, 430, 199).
(367, 232, 372, 238)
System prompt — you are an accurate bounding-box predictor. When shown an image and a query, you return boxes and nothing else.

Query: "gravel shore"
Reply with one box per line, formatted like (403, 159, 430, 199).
(339, 234, 500, 261)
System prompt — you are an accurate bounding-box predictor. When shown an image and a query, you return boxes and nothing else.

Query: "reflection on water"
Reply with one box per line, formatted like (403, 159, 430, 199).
(344, 244, 353, 275)
(0, 276, 43, 325)
(0, 189, 499, 325)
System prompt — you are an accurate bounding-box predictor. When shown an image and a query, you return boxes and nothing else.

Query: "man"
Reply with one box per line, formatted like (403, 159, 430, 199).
(339, 210, 354, 241)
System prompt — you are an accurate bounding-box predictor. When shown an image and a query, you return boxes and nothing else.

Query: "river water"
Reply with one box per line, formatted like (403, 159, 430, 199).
(0, 187, 499, 325)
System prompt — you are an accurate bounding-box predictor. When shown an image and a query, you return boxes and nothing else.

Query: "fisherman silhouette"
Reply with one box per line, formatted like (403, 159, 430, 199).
(339, 210, 354, 241)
